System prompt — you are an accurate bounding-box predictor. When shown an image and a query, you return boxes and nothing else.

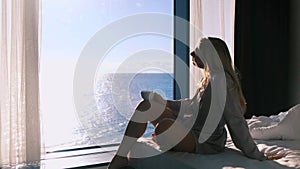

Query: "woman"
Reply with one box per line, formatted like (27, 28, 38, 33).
(108, 37, 282, 169)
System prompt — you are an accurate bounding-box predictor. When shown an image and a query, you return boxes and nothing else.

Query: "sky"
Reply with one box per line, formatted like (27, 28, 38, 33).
(40, 0, 173, 148)
(41, 0, 173, 73)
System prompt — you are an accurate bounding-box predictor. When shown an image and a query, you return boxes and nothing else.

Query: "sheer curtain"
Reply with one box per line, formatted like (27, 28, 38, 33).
(190, 0, 236, 95)
(0, 0, 41, 167)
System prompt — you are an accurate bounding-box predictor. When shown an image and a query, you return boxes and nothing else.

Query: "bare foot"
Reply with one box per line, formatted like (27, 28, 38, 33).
(107, 155, 129, 169)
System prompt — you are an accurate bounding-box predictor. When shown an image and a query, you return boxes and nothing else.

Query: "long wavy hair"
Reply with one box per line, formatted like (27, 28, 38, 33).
(196, 37, 247, 114)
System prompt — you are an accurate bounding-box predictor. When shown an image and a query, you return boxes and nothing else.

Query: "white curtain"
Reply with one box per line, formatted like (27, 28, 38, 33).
(0, 0, 41, 167)
(190, 0, 236, 96)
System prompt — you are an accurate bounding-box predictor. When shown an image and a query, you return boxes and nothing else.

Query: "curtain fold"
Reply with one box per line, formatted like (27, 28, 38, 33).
(189, 0, 235, 95)
(190, 0, 203, 97)
(0, 0, 41, 167)
(235, 0, 291, 117)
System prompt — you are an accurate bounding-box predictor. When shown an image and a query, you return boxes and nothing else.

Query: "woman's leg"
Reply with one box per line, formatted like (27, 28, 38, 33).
(150, 105, 196, 153)
(154, 118, 196, 153)
(107, 120, 147, 169)
(108, 100, 195, 169)
(108, 100, 167, 169)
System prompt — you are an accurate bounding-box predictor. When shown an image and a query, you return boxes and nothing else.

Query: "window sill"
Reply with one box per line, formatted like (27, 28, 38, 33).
(42, 145, 118, 168)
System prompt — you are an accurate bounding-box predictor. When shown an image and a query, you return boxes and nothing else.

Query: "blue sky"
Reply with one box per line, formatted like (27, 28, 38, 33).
(41, 0, 173, 73)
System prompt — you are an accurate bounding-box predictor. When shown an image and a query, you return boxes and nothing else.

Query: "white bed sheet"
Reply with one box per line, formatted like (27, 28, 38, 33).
(129, 105, 300, 169)
(129, 138, 300, 169)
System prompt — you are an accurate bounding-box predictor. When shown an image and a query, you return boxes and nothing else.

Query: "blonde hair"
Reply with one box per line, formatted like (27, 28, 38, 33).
(197, 37, 247, 114)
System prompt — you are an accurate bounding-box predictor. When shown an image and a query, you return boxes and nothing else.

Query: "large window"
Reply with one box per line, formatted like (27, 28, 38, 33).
(41, 0, 174, 152)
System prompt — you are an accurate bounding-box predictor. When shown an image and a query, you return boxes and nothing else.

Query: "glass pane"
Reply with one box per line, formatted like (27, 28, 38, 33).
(41, 0, 173, 151)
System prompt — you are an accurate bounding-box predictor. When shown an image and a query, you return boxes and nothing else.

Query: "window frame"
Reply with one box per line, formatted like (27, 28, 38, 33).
(174, 0, 190, 99)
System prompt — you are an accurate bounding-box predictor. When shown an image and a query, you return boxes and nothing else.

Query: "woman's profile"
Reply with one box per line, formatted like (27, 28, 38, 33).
(108, 37, 283, 169)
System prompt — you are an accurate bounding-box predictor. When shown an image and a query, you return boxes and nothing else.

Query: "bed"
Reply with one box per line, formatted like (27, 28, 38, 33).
(128, 104, 300, 169)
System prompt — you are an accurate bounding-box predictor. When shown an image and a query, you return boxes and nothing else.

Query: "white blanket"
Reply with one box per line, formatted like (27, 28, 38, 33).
(248, 104, 300, 140)
(129, 138, 300, 169)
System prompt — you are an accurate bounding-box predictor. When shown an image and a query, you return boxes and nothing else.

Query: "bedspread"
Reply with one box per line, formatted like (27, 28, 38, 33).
(129, 138, 300, 169)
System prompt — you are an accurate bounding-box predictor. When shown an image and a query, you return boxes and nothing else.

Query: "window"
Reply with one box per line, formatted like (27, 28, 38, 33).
(41, 0, 174, 152)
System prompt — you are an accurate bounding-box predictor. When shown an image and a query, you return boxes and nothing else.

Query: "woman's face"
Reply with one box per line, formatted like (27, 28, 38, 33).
(191, 52, 205, 69)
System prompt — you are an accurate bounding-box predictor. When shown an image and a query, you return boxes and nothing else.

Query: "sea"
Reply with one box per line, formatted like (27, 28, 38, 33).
(48, 73, 174, 151)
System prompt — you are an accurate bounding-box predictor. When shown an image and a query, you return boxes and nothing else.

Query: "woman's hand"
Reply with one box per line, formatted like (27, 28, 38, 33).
(265, 153, 285, 160)
(151, 92, 166, 103)
(142, 91, 166, 104)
